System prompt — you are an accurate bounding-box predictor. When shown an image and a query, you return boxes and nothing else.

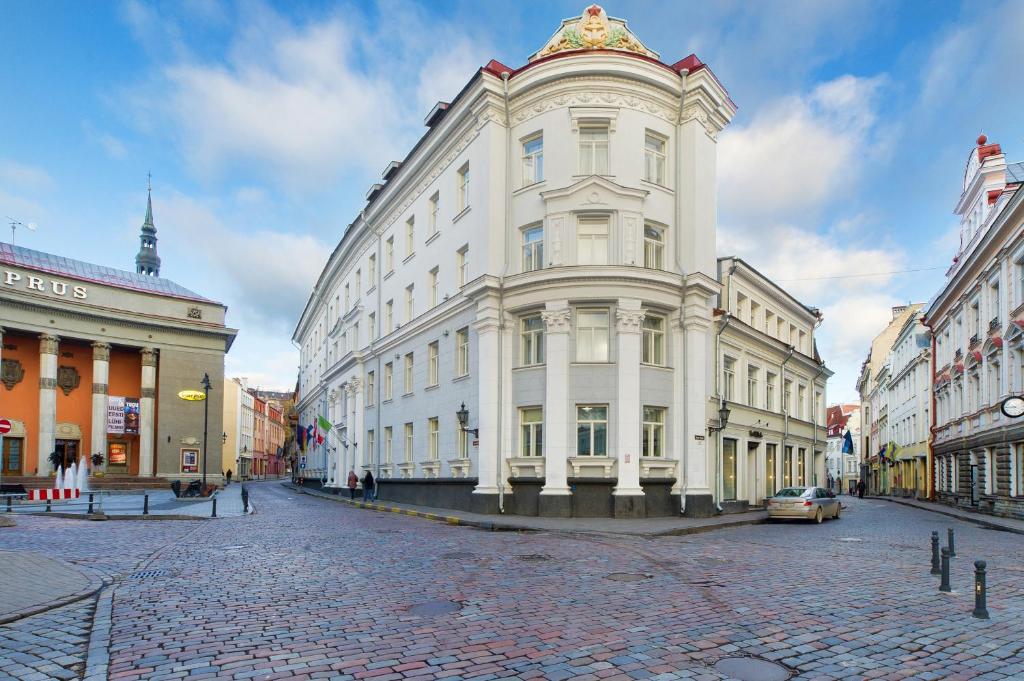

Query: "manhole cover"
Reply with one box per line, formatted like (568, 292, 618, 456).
(128, 569, 173, 580)
(408, 599, 461, 617)
(714, 657, 790, 681)
(606, 572, 651, 582)
(837, 537, 863, 542)
(516, 554, 551, 562)
(440, 551, 476, 559)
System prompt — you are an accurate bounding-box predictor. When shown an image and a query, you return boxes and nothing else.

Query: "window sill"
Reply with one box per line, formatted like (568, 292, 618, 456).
(426, 384, 439, 391)
(513, 363, 545, 371)
(452, 374, 471, 383)
(640, 362, 672, 371)
(383, 271, 395, 281)
(403, 253, 415, 265)
(402, 392, 414, 398)
(367, 285, 376, 295)
(572, 174, 615, 180)
(382, 398, 393, 405)
(452, 206, 471, 224)
(571, 361, 613, 366)
(640, 178, 673, 193)
(426, 231, 441, 246)
(514, 180, 546, 195)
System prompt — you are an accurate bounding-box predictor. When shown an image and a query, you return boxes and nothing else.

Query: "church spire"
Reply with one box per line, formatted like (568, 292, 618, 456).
(135, 173, 161, 277)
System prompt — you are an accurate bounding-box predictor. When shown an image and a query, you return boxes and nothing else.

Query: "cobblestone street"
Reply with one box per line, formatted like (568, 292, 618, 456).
(2, 482, 1023, 680)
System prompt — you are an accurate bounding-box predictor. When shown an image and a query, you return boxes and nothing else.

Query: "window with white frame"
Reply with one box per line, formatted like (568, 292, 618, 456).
(766, 372, 777, 411)
(429, 267, 439, 307)
(642, 314, 664, 365)
(576, 309, 609, 362)
(644, 131, 666, 185)
(428, 341, 439, 387)
(428, 417, 439, 460)
(384, 426, 392, 463)
(747, 366, 759, 408)
(576, 405, 608, 456)
(722, 357, 736, 400)
(366, 371, 375, 406)
(457, 246, 469, 286)
(577, 217, 609, 265)
(643, 223, 665, 270)
(578, 126, 609, 175)
(384, 362, 393, 400)
(385, 237, 394, 273)
(784, 379, 793, 413)
(522, 134, 543, 185)
(368, 253, 376, 282)
(368, 312, 376, 340)
(642, 406, 665, 457)
(355, 270, 361, 298)
(522, 225, 544, 272)
(404, 353, 414, 394)
(456, 327, 470, 377)
(429, 193, 439, 236)
(404, 423, 414, 462)
(520, 407, 543, 457)
(1016, 255, 1024, 308)
(385, 300, 393, 333)
(405, 217, 415, 257)
(798, 385, 807, 419)
(405, 284, 415, 321)
(521, 315, 545, 365)
(457, 425, 469, 459)
(344, 283, 350, 311)
(723, 438, 738, 500)
(367, 429, 375, 462)
(457, 163, 469, 212)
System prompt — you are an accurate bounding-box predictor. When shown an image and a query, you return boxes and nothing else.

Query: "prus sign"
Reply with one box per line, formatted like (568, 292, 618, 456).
(2, 270, 88, 299)
(0, 418, 11, 434)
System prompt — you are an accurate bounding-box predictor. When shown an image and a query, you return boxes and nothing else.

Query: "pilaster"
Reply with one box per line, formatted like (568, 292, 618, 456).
(472, 304, 501, 504)
(681, 277, 717, 516)
(90, 342, 111, 471)
(37, 334, 59, 475)
(539, 303, 572, 517)
(139, 347, 157, 477)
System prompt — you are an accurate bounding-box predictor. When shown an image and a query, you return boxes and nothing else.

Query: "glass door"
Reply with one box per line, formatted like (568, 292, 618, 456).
(108, 442, 129, 474)
(2, 438, 23, 475)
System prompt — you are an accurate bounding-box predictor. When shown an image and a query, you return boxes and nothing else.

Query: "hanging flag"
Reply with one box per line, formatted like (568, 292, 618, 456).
(297, 424, 306, 453)
(317, 415, 331, 442)
(306, 424, 315, 450)
(842, 430, 854, 454)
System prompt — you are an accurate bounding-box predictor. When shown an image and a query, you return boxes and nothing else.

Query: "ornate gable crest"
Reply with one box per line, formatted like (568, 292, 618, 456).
(533, 5, 658, 61)
(1, 359, 24, 390)
(57, 365, 81, 396)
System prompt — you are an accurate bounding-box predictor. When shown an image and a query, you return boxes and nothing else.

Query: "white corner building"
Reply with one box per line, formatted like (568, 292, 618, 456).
(292, 6, 829, 518)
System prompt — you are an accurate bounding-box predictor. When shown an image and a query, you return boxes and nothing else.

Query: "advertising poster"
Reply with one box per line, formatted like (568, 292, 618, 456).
(181, 448, 199, 473)
(107, 396, 126, 434)
(124, 398, 141, 435)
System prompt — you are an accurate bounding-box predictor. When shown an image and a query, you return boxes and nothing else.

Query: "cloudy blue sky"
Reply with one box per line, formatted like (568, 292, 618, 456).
(2, 0, 1022, 400)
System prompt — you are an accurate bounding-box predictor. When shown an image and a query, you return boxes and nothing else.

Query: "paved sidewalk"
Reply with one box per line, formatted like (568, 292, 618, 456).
(0, 550, 105, 624)
(872, 494, 1024, 535)
(2, 484, 253, 520)
(287, 482, 768, 536)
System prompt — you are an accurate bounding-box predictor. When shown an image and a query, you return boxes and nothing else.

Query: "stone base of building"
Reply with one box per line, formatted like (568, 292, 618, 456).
(613, 493, 646, 518)
(682, 493, 716, 518)
(538, 493, 573, 518)
(935, 491, 1024, 521)
(377, 478, 479, 512)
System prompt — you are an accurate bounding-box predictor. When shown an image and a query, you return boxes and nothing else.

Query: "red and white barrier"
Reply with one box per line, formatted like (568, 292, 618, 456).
(27, 489, 81, 501)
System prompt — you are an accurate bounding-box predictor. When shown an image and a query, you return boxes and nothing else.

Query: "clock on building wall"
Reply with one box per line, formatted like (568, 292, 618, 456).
(1000, 395, 1024, 418)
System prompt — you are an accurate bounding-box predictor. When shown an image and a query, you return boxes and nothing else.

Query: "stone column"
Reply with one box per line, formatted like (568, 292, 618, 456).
(139, 347, 157, 477)
(539, 304, 572, 517)
(471, 301, 501, 514)
(681, 278, 718, 517)
(37, 334, 59, 476)
(613, 301, 646, 518)
(351, 377, 364, 474)
(90, 342, 111, 472)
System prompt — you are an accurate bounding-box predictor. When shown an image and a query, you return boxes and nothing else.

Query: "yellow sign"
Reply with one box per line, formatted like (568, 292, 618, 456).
(177, 390, 207, 401)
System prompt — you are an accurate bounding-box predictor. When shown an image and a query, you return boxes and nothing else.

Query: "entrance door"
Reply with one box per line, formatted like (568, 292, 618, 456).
(55, 439, 79, 471)
(2, 438, 24, 475)
(970, 465, 979, 505)
(747, 442, 759, 505)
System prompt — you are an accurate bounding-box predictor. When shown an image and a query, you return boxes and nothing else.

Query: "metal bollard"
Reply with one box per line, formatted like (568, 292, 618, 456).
(241, 486, 249, 513)
(143, 494, 149, 515)
(939, 548, 952, 592)
(5, 496, 11, 513)
(972, 561, 989, 619)
(45, 498, 51, 512)
(947, 527, 956, 557)
(88, 493, 94, 515)
(931, 531, 941, 575)
(211, 497, 217, 518)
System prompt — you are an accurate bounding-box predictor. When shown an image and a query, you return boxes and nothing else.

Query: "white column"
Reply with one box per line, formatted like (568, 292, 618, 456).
(139, 347, 157, 477)
(541, 305, 572, 496)
(670, 319, 685, 495)
(473, 313, 501, 497)
(682, 279, 718, 510)
(614, 301, 645, 497)
(351, 376, 364, 472)
(90, 342, 110, 472)
(37, 334, 59, 476)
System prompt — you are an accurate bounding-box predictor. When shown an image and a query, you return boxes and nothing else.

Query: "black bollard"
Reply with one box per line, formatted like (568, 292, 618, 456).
(46, 498, 52, 513)
(143, 494, 149, 515)
(931, 531, 941, 575)
(88, 493, 94, 515)
(940, 548, 952, 592)
(5, 496, 11, 513)
(241, 486, 249, 513)
(211, 497, 217, 518)
(972, 561, 989, 619)
(947, 527, 956, 557)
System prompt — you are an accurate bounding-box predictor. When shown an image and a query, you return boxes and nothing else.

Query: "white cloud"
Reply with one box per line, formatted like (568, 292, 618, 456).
(0, 159, 54, 192)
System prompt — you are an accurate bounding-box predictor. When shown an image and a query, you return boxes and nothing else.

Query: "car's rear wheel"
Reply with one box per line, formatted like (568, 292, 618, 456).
(814, 507, 823, 524)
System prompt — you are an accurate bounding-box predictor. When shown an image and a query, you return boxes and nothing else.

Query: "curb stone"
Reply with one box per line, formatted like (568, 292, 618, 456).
(0, 558, 107, 626)
(872, 496, 1024, 536)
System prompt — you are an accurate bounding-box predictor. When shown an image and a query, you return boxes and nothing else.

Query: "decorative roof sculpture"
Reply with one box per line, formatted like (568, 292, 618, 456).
(532, 5, 658, 62)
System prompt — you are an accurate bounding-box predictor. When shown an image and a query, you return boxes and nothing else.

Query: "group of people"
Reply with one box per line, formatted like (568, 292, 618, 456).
(346, 469, 376, 501)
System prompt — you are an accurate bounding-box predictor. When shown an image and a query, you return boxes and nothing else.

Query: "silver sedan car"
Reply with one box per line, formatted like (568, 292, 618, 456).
(766, 486, 840, 523)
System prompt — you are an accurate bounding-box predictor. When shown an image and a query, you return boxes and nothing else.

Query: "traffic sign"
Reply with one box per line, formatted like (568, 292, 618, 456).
(0, 418, 11, 435)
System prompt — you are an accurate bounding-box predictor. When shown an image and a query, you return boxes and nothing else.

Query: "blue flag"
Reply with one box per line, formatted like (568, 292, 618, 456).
(842, 430, 853, 454)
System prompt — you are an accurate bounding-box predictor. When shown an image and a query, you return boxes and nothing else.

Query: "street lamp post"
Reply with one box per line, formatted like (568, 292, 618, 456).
(456, 402, 479, 438)
(201, 373, 212, 488)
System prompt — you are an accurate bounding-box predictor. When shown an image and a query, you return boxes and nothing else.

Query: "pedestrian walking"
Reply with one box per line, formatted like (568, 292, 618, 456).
(347, 469, 358, 500)
(363, 469, 375, 502)
(226, 469, 233, 485)
(857, 480, 866, 499)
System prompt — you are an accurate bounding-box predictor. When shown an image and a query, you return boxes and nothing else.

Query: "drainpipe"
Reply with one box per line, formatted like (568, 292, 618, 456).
(675, 68, 690, 515)
(781, 346, 796, 483)
(714, 310, 732, 513)
(494, 71, 513, 513)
